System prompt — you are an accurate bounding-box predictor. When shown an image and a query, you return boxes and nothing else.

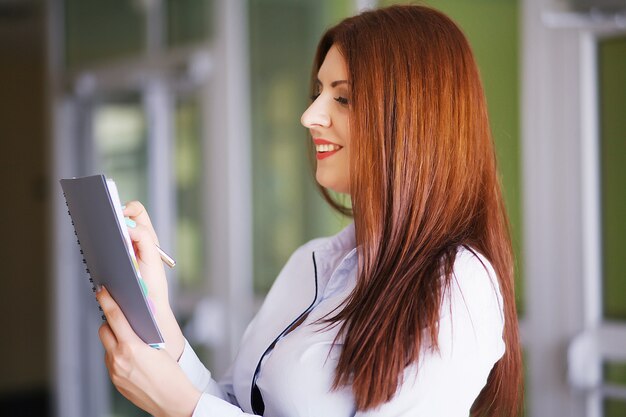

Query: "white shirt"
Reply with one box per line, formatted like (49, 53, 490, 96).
(178, 223, 506, 416)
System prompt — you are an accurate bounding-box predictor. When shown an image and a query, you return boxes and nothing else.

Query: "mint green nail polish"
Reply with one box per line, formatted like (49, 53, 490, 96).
(125, 217, 136, 228)
(139, 278, 149, 296)
(121, 204, 126, 210)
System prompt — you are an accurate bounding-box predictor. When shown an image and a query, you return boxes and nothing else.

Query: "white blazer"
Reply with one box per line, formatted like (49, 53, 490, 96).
(178, 223, 506, 416)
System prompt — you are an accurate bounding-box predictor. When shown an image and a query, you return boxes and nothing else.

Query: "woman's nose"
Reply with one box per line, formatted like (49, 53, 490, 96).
(300, 99, 330, 128)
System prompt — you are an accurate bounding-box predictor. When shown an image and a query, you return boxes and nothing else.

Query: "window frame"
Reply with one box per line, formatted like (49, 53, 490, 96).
(523, 2, 626, 416)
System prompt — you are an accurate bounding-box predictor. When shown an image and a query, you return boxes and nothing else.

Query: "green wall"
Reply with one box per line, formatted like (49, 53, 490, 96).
(599, 38, 626, 416)
(599, 36, 626, 321)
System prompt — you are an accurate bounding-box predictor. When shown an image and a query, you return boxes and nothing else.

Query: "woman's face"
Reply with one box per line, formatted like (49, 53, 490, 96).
(301, 45, 351, 194)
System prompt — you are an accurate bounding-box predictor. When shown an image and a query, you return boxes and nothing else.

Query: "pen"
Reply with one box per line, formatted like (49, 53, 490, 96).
(155, 245, 176, 268)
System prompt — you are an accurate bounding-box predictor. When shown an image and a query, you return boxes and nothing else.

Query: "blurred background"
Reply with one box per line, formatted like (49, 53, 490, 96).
(0, 0, 624, 416)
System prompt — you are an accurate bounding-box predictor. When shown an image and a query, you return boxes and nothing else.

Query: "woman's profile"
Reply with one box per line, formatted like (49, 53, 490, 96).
(95, 5, 523, 417)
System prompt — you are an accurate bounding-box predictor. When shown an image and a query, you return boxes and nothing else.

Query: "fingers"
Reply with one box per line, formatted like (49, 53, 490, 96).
(122, 201, 160, 245)
(126, 222, 161, 266)
(96, 287, 141, 345)
(99, 322, 117, 351)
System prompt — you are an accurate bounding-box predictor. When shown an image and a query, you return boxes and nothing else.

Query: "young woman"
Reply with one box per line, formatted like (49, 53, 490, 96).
(96, 5, 523, 417)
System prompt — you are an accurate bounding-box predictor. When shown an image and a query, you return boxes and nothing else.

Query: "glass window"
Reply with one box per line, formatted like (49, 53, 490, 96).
(604, 399, 626, 417)
(92, 94, 149, 207)
(173, 92, 214, 375)
(166, 0, 214, 47)
(62, 1, 218, 415)
(65, 0, 146, 68)
(599, 36, 626, 321)
(249, 0, 354, 295)
(604, 361, 626, 388)
(174, 94, 207, 293)
(92, 94, 150, 417)
(604, 361, 626, 417)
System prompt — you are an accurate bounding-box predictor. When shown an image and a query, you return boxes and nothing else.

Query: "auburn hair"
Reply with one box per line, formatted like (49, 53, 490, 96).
(309, 5, 523, 416)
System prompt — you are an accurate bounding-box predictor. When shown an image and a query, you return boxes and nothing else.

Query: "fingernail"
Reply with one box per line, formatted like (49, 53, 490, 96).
(139, 278, 149, 296)
(125, 217, 136, 228)
(121, 204, 126, 210)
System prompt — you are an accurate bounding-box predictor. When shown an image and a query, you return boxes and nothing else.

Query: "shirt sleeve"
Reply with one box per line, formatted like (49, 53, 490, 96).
(355, 250, 507, 417)
(190, 394, 260, 417)
(178, 339, 262, 417)
(177, 339, 230, 400)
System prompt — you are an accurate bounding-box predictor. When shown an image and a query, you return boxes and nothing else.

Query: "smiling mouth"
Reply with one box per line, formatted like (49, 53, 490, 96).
(315, 143, 342, 153)
(313, 139, 343, 160)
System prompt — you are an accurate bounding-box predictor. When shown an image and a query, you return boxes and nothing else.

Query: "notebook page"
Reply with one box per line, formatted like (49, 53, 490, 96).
(105, 179, 143, 280)
(105, 179, 163, 349)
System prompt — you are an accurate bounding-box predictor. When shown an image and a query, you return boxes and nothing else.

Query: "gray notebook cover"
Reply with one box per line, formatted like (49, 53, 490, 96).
(60, 174, 164, 346)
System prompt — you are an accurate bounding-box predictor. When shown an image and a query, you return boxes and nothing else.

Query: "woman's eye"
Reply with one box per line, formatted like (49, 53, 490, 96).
(334, 96, 349, 105)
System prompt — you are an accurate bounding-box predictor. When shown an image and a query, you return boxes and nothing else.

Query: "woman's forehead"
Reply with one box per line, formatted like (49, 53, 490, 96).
(318, 45, 348, 82)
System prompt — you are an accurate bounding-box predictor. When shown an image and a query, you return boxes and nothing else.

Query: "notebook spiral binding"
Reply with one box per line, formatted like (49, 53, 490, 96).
(63, 192, 107, 322)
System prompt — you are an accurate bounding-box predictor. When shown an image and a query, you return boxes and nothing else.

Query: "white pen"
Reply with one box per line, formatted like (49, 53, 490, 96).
(156, 244, 176, 268)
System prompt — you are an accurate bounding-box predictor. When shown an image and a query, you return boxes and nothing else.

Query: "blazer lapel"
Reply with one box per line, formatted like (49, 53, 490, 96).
(231, 247, 319, 412)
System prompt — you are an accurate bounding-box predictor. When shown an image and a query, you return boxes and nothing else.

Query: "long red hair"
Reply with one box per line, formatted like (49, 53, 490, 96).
(309, 5, 523, 416)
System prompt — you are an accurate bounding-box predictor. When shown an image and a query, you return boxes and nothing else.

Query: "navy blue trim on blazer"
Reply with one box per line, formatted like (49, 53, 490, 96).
(250, 252, 320, 415)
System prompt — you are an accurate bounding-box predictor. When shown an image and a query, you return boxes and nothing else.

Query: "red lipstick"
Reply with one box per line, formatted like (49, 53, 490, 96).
(313, 138, 343, 160)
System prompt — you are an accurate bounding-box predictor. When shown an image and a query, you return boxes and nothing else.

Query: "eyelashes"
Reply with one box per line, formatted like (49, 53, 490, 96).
(309, 93, 349, 106)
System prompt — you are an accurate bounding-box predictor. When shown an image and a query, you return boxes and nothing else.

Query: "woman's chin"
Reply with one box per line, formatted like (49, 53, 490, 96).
(315, 172, 349, 194)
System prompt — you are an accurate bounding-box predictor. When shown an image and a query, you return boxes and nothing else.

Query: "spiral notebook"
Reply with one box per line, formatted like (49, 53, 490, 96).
(60, 174, 164, 348)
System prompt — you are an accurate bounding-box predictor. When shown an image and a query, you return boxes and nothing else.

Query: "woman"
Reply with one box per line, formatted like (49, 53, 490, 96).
(96, 5, 523, 417)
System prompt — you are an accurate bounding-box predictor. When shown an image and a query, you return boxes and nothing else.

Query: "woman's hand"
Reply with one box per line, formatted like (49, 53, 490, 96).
(97, 287, 201, 417)
(123, 200, 185, 360)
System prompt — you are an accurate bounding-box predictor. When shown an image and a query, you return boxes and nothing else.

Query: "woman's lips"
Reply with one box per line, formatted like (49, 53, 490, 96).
(313, 138, 343, 160)
(316, 149, 341, 160)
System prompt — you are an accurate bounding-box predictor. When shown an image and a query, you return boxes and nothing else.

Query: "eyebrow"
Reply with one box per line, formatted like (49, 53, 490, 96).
(315, 79, 349, 88)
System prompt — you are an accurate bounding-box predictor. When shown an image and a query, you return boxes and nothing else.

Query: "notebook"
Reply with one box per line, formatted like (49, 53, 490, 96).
(60, 174, 164, 348)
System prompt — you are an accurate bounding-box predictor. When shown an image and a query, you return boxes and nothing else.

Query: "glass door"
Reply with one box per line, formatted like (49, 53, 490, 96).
(596, 34, 626, 417)
(91, 93, 149, 207)
(567, 33, 626, 417)
(73, 76, 215, 417)
(69, 76, 217, 417)
(52, 1, 220, 415)
(88, 91, 152, 417)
